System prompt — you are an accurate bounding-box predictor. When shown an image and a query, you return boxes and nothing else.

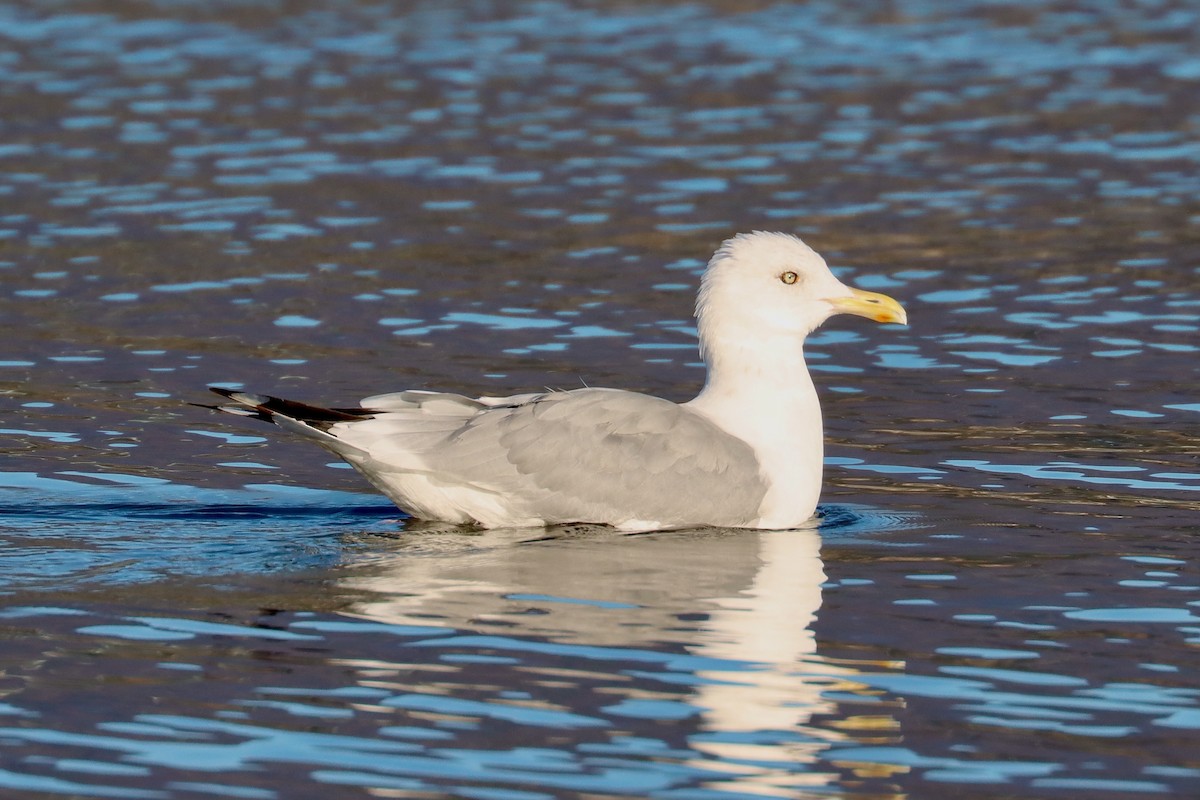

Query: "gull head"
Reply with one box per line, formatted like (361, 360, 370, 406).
(696, 231, 907, 352)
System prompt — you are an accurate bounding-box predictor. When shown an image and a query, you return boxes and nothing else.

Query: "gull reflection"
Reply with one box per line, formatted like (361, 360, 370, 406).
(686, 529, 854, 796)
(344, 524, 862, 793)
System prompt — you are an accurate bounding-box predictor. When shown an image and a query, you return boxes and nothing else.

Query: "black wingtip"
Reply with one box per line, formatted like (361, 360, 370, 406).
(204, 386, 373, 428)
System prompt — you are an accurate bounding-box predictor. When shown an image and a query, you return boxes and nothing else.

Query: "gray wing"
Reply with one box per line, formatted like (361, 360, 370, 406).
(353, 388, 767, 527)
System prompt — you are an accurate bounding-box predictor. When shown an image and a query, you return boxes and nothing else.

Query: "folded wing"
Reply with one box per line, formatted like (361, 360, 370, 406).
(337, 388, 768, 528)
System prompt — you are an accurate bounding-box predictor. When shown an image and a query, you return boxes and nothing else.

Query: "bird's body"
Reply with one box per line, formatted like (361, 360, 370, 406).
(209, 232, 907, 531)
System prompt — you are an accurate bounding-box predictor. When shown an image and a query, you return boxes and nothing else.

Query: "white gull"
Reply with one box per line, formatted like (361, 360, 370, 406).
(208, 231, 907, 530)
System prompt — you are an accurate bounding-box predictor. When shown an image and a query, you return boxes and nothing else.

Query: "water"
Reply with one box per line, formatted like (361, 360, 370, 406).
(2, 0, 1199, 796)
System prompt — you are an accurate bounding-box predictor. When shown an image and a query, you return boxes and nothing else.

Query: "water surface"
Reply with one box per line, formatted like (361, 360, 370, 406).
(2, 1, 1199, 797)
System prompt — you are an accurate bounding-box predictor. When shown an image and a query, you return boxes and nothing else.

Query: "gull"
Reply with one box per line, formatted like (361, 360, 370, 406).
(207, 231, 906, 531)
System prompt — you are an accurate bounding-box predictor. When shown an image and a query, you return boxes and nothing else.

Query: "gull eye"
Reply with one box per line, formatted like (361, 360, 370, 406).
(780, 271, 799, 285)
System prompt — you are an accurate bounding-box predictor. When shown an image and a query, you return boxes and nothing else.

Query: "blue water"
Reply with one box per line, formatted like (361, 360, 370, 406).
(2, 0, 1200, 797)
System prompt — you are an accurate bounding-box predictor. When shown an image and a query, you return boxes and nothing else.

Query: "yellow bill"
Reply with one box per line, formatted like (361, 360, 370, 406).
(826, 287, 908, 325)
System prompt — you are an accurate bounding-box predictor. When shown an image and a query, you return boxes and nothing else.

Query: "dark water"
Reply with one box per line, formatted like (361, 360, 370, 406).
(2, 1, 1199, 797)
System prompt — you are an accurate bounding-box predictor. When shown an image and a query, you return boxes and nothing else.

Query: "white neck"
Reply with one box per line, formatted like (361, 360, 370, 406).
(685, 332, 825, 528)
